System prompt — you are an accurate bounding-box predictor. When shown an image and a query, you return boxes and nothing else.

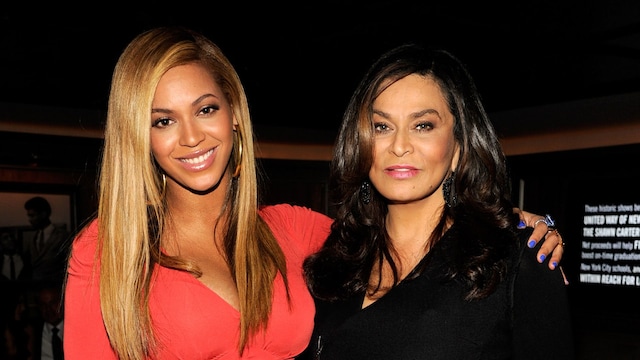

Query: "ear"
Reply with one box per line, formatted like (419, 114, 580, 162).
(451, 143, 461, 172)
(232, 115, 239, 131)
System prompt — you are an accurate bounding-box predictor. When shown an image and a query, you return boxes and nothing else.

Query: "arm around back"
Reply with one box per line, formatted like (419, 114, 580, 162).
(511, 233, 575, 359)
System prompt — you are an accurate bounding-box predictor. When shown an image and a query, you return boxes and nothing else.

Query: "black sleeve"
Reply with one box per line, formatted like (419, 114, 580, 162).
(511, 235, 575, 359)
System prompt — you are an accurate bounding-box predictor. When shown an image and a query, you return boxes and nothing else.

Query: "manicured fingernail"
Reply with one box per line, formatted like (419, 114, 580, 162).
(539, 254, 546, 262)
(518, 220, 526, 229)
(552, 261, 558, 269)
(528, 240, 536, 248)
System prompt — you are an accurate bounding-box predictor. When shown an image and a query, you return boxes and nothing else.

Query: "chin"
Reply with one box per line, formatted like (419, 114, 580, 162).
(187, 184, 218, 195)
(192, 176, 228, 193)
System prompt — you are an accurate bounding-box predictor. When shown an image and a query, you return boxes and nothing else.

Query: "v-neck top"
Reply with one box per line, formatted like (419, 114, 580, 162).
(64, 204, 332, 359)
(300, 225, 574, 359)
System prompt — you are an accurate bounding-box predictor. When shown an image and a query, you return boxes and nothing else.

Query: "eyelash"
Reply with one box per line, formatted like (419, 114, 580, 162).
(373, 122, 434, 133)
(373, 122, 388, 132)
(152, 117, 173, 128)
(415, 122, 433, 131)
(152, 105, 220, 128)
(200, 104, 219, 115)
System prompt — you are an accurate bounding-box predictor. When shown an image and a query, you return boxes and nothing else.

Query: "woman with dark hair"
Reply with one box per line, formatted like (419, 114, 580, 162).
(302, 44, 573, 359)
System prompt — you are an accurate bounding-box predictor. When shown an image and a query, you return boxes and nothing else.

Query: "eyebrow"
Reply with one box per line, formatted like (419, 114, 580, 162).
(151, 93, 218, 114)
(373, 108, 441, 120)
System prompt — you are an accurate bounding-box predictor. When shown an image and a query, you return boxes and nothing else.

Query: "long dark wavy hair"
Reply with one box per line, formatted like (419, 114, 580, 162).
(303, 43, 519, 302)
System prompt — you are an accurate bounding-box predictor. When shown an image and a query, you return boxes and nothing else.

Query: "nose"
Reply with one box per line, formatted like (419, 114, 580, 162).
(179, 119, 205, 147)
(390, 131, 412, 157)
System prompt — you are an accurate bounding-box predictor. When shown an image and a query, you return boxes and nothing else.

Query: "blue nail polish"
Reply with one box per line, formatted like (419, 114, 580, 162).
(539, 254, 546, 262)
(528, 240, 536, 248)
(518, 220, 526, 228)
(552, 262, 558, 269)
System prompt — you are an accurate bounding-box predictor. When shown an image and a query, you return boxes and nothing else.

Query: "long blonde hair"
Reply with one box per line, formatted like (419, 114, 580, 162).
(98, 27, 288, 359)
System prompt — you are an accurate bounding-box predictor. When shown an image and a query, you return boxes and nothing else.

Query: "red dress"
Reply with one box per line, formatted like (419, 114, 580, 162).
(64, 204, 332, 359)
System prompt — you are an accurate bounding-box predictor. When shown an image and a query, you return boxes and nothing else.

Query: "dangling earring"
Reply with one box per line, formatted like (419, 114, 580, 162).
(161, 173, 167, 198)
(442, 171, 457, 208)
(360, 181, 371, 205)
(233, 130, 243, 178)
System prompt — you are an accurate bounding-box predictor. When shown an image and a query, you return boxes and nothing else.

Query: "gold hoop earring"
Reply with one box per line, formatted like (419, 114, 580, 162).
(161, 173, 167, 198)
(233, 131, 243, 178)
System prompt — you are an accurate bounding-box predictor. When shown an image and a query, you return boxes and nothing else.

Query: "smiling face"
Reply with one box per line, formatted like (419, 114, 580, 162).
(150, 63, 238, 194)
(368, 74, 459, 206)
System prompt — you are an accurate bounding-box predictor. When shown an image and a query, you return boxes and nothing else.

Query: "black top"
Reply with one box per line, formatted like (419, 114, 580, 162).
(300, 226, 574, 360)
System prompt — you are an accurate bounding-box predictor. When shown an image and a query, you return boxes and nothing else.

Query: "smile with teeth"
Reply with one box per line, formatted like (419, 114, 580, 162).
(180, 149, 213, 165)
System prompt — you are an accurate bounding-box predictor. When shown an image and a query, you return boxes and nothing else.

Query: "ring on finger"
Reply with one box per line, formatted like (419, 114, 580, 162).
(555, 231, 565, 248)
(534, 214, 556, 231)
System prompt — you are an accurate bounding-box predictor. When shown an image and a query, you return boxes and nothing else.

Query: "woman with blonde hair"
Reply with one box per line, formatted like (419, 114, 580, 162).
(64, 27, 564, 359)
(65, 26, 332, 359)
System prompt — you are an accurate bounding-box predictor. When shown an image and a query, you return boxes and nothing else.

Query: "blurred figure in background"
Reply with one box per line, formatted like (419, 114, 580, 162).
(1, 229, 30, 282)
(27, 282, 65, 360)
(23, 197, 70, 283)
(0, 230, 31, 360)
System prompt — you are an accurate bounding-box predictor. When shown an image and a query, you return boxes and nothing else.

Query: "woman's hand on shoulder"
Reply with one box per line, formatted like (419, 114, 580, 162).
(514, 208, 565, 274)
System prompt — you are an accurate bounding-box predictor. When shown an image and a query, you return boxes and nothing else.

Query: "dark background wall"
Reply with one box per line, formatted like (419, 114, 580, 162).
(509, 143, 640, 359)
(1, 2, 640, 358)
